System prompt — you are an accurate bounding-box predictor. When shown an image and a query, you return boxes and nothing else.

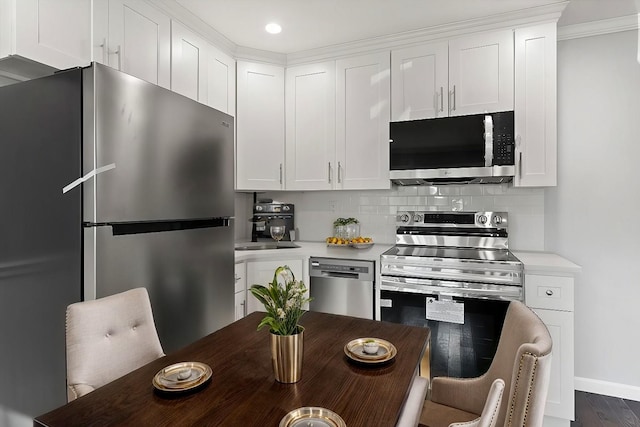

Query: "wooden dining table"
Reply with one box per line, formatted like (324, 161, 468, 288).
(34, 311, 430, 427)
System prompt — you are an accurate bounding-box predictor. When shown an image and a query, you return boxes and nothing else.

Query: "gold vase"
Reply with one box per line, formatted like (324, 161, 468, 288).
(270, 329, 304, 383)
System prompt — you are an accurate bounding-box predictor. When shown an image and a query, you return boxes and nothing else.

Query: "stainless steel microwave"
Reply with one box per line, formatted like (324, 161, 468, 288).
(389, 111, 515, 185)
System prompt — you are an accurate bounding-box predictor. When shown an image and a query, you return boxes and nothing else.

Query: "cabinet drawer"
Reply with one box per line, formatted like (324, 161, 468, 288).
(524, 274, 574, 311)
(234, 262, 246, 294)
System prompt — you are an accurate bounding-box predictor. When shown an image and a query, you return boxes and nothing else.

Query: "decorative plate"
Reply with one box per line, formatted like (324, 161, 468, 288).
(279, 407, 346, 427)
(350, 242, 374, 249)
(152, 361, 212, 393)
(344, 338, 397, 364)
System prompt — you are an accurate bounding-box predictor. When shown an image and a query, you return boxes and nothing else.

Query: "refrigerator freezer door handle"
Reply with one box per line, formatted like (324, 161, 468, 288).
(85, 217, 232, 236)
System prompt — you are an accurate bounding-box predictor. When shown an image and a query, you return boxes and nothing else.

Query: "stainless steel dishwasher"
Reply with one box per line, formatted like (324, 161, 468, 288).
(309, 257, 375, 320)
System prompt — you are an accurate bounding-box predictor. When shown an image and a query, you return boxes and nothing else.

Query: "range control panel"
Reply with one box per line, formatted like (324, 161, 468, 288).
(396, 211, 508, 229)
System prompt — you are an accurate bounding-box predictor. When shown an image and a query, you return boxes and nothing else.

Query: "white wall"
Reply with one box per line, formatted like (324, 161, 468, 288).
(546, 29, 640, 393)
(236, 184, 545, 250)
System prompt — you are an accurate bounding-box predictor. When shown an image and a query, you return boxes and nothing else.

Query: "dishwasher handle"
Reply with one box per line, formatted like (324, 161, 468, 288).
(315, 270, 361, 280)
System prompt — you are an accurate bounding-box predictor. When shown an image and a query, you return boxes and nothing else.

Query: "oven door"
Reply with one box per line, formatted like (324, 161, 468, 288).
(380, 276, 519, 378)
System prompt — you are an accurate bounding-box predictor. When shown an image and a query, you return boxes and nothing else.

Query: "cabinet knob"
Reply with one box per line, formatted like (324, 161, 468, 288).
(546, 289, 554, 296)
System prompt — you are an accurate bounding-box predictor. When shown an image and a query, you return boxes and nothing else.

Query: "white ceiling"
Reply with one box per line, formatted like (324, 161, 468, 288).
(171, 0, 639, 54)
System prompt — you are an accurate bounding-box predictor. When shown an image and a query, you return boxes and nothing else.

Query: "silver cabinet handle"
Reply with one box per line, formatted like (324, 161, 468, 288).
(279, 163, 283, 185)
(99, 38, 107, 64)
(235, 275, 241, 283)
(546, 289, 554, 296)
(328, 162, 332, 183)
(108, 44, 121, 70)
(240, 300, 246, 316)
(337, 161, 342, 183)
(519, 152, 523, 179)
(451, 85, 456, 111)
(440, 86, 444, 112)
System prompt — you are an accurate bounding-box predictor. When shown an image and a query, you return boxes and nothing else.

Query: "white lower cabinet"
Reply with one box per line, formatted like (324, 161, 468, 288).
(524, 272, 575, 426)
(234, 262, 246, 321)
(245, 259, 304, 315)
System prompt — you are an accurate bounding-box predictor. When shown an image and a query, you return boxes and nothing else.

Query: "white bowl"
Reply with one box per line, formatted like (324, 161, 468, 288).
(362, 341, 379, 354)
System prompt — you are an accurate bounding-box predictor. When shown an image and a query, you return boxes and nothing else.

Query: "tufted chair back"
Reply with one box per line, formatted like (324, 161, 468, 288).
(420, 300, 553, 427)
(65, 287, 165, 401)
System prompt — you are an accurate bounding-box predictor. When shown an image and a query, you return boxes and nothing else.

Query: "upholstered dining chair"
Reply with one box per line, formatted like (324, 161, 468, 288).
(65, 287, 165, 401)
(419, 300, 553, 427)
(397, 376, 430, 427)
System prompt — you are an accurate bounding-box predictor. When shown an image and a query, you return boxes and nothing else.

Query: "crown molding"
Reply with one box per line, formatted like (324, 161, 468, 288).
(558, 14, 639, 41)
(285, 2, 569, 66)
(234, 46, 287, 65)
(150, 0, 237, 57)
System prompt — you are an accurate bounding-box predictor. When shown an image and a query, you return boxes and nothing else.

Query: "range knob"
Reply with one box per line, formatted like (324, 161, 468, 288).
(413, 214, 423, 223)
(399, 213, 410, 223)
(493, 215, 503, 225)
(478, 214, 488, 225)
(282, 205, 290, 211)
(255, 205, 263, 211)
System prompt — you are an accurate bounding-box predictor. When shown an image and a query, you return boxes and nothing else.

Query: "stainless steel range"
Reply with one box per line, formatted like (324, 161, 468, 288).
(380, 211, 523, 378)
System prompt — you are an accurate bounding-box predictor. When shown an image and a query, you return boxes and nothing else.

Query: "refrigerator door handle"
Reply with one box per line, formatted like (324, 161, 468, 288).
(85, 217, 232, 236)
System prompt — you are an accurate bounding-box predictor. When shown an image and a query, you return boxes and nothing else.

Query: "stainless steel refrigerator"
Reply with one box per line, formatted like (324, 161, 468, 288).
(0, 63, 234, 421)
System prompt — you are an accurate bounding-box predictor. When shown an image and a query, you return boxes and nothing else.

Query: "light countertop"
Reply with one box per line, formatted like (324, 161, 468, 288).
(235, 242, 582, 277)
(512, 250, 582, 275)
(234, 241, 394, 263)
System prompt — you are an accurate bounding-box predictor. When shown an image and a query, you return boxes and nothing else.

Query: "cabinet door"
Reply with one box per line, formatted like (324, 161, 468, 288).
(245, 259, 303, 315)
(532, 308, 575, 421)
(107, 0, 171, 88)
(514, 23, 557, 187)
(448, 30, 514, 116)
(236, 61, 285, 191)
(391, 42, 448, 121)
(207, 46, 235, 116)
(285, 62, 336, 190)
(336, 52, 391, 190)
(170, 21, 207, 103)
(12, 0, 91, 70)
(234, 262, 246, 320)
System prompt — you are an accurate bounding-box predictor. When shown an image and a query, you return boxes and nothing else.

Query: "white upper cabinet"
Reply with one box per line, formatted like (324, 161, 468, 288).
(96, 0, 171, 89)
(285, 62, 336, 190)
(170, 21, 235, 114)
(0, 0, 91, 70)
(448, 30, 514, 116)
(392, 29, 514, 121)
(206, 46, 235, 116)
(514, 23, 557, 187)
(391, 42, 448, 121)
(170, 20, 207, 103)
(336, 52, 391, 190)
(236, 61, 285, 191)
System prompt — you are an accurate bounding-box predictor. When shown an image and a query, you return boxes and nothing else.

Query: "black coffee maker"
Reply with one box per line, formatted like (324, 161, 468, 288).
(251, 201, 295, 242)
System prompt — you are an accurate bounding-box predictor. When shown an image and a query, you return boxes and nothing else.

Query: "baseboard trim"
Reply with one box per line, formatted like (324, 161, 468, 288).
(575, 377, 640, 401)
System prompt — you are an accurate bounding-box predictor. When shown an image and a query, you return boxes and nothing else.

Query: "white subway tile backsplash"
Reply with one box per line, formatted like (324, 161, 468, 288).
(417, 186, 439, 196)
(389, 196, 408, 206)
(237, 184, 544, 247)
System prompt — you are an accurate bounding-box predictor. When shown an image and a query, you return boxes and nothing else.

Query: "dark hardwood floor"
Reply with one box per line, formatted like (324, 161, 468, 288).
(573, 391, 640, 427)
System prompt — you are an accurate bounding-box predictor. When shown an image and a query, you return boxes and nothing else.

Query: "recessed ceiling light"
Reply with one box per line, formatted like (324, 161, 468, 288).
(265, 23, 282, 34)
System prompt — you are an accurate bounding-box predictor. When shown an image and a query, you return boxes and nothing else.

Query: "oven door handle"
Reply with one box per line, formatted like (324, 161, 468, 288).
(380, 278, 522, 301)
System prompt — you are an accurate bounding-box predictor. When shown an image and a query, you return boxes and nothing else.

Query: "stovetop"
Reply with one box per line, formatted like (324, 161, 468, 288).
(382, 245, 521, 264)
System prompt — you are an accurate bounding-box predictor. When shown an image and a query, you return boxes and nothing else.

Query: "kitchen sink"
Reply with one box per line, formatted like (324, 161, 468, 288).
(234, 242, 301, 251)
